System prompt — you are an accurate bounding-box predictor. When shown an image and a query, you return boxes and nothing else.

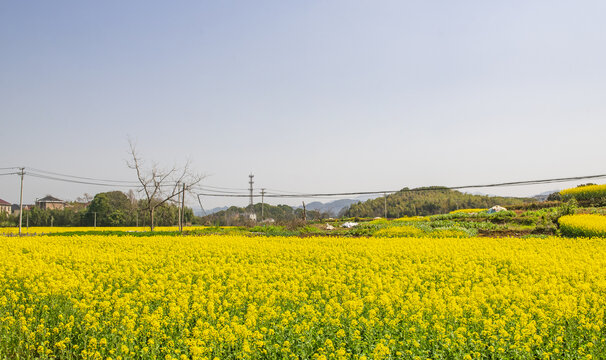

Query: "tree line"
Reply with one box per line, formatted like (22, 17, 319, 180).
(345, 187, 532, 218)
(0, 191, 194, 227)
(201, 203, 329, 226)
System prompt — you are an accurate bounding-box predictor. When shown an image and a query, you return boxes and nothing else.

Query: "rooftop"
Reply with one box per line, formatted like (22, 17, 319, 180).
(37, 195, 64, 203)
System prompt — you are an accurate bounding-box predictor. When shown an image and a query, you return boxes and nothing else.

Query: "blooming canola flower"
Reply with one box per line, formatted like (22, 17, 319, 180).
(0, 234, 605, 359)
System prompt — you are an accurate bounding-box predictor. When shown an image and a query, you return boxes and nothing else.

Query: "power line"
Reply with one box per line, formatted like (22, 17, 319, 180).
(264, 192, 367, 200)
(197, 192, 259, 198)
(5, 166, 605, 201)
(26, 172, 140, 188)
(196, 192, 363, 200)
(193, 186, 249, 195)
(264, 187, 309, 194)
(448, 173, 606, 189)
(264, 190, 396, 198)
(23, 166, 195, 189)
(197, 172, 606, 199)
(196, 194, 208, 217)
(26, 171, 178, 189)
(198, 184, 250, 191)
(27, 167, 139, 184)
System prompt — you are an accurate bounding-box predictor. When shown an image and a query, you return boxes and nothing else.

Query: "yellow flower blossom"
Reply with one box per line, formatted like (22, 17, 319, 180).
(0, 234, 605, 358)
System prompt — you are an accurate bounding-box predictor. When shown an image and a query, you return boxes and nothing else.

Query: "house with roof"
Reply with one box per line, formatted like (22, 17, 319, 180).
(11, 204, 34, 216)
(36, 195, 66, 210)
(0, 198, 11, 214)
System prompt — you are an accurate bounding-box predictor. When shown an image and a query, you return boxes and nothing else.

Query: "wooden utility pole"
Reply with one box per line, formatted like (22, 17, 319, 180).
(261, 188, 265, 220)
(181, 182, 185, 232)
(302, 201, 306, 222)
(177, 182, 182, 231)
(18, 167, 24, 236)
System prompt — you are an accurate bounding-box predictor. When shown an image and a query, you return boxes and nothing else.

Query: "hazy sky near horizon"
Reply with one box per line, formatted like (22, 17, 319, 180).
(1, 1, 606, 208)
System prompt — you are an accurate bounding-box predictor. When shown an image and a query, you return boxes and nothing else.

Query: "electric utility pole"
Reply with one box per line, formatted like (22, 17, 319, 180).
(248, 174, 254, 208)
(181, 182, 185, 232)
(177, 182, 182, 231)
(94, 212, 97, 227)
(18, 167, 24, 236)
(261, 188, 266, 220)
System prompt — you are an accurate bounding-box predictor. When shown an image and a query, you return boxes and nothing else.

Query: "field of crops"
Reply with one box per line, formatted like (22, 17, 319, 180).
(559, 214, 606, 238)
(560, 184, 606, 201)
(0, 226, 208, 235)
(449, 209, 487, 214)
(1, 235, 605, 359)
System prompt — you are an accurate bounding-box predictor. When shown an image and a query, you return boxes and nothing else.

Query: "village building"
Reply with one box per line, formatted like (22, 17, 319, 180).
(11, 204, 34, 216)
(36, 195, 66, 210)
(0, 199, 11, 214)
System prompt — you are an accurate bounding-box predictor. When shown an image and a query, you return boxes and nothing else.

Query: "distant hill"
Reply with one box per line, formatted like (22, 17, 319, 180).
(345, 187, 533, 218)
(532, 190, 560, 202)
(297, 195, 382, 216)
(194, 206, 228, 216)
(200, 195, 378, 220)
(200, 203, 327, 226)
(302, 199, 360, 217)
(463, 189, 561, 202)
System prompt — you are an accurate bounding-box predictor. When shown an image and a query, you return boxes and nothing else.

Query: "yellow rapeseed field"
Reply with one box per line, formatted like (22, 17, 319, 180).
(0, 226, 208, 235)
(373, 225, 424, 237)
(392, 216, 429, 222)
(449, 209, 487, 214)
(559, 214, 606, 238)
(1, 235, 605, 359)
(560, 184, 606, 201)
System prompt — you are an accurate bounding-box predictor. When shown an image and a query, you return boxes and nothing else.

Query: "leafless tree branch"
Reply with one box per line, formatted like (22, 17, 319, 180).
(127, 138, 204, 230)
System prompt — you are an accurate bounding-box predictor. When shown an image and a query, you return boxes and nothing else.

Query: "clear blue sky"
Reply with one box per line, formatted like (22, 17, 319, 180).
(1, 1, 605, 208)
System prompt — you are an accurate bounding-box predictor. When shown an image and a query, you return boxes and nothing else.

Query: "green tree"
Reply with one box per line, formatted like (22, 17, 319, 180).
(86, 191, 133, 226)
(345, 187, 531, 218)
(87, 193, 111, 226)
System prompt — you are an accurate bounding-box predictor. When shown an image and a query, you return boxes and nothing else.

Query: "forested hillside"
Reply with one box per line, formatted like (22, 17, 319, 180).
(345, 187, 532, 218)
(201, 203, 328, 225)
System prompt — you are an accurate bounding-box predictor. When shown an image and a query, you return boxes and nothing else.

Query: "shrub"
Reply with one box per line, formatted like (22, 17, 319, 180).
(487, 211, 516, 223)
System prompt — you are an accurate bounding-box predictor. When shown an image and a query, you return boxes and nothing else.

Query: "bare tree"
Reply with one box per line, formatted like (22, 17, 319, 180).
(127, 139, 203, 231)
(76, 193, 93, 203)
(126, 189, 137, 206)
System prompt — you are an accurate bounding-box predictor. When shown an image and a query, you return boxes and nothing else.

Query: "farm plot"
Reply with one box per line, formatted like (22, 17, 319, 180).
(0, 235, 605, 359)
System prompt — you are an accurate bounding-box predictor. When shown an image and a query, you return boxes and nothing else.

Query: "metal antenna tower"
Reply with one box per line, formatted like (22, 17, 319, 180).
(248, 173, 254, 207)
